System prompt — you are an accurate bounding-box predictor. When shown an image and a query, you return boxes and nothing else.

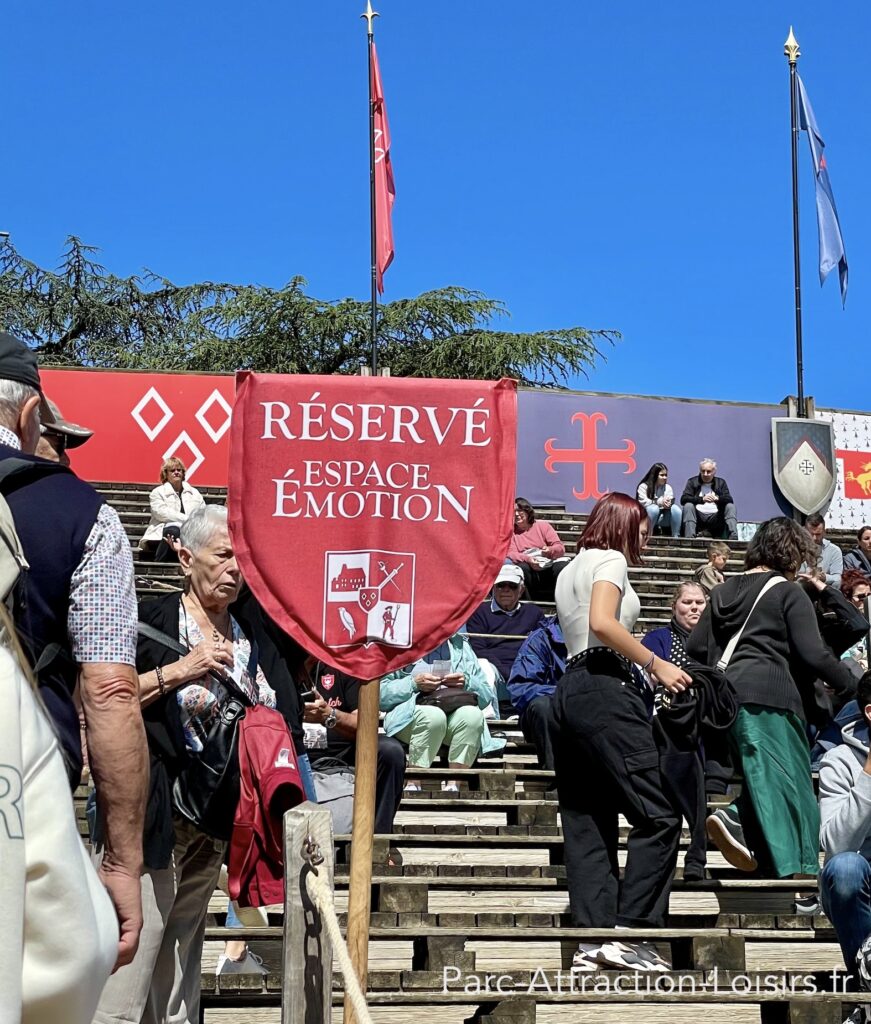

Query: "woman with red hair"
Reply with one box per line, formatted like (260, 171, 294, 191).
(554, 492, 691, 972)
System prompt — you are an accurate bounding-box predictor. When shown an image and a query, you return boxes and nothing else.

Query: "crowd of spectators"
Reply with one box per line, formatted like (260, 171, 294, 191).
(7, 327, 871, 1024)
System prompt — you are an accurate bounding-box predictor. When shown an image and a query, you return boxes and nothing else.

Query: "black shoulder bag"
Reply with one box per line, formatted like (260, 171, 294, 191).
(138, 621, 256, 841)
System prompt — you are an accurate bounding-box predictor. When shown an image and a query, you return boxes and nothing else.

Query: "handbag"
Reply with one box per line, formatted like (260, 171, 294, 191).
(416, 684, 478, 715)
(137, 621, 255, 841)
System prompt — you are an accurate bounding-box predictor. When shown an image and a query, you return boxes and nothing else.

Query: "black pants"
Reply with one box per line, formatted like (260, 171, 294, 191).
(374, 736, 406, 834)
(520, 694, 558, 771)
(554, 650, 681, 928)
(518, 560, 568, 601)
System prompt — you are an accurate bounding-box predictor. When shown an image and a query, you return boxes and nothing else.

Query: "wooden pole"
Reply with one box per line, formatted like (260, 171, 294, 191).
(342, 676, 380, 1024)
(282, 803, 334, 1024)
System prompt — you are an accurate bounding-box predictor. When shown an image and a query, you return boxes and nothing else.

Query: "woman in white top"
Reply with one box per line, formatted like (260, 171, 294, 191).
(636, 462, 681, 538)
(553, 492, 692, 972)
(140, 458, 206, 559)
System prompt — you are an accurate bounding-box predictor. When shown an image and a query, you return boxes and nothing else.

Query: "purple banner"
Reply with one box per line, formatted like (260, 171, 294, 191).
(517, 390, 785, 522)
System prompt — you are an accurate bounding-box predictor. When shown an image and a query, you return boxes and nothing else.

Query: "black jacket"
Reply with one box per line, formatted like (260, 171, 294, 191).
(686, 571, 855, 721)
(680, 474, 734, 509)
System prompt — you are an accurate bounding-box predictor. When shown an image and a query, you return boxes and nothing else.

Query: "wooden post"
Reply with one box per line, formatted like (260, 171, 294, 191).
(282, 802, 334, 1024)
(343, 677, 380, 1024)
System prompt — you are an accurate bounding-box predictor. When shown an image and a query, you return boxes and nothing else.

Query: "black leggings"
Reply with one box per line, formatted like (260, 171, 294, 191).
(554, 649, 681, 928)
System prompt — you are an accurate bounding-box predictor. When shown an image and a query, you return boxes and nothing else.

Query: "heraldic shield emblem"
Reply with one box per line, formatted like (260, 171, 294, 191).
(771, 418, 837, 517)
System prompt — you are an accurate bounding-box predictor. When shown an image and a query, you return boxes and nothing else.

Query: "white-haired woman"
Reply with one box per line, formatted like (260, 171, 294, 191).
(94, 505, 305, 1023)
(139, 457, 206, 560)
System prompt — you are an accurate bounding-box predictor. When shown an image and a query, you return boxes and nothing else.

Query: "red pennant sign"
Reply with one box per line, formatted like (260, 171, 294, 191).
(229, 374, 517, 679)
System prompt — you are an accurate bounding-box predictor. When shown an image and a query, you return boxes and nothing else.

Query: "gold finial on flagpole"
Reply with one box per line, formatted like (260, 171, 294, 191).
(361, 0, 379, 35)
(784, 27, 801, 65)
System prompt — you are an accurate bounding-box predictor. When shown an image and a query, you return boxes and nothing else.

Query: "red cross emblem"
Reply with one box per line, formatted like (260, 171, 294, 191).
(543, 412, 636, 500)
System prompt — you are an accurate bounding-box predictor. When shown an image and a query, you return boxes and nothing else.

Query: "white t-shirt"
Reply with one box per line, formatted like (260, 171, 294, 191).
(0, 647, 118, 1024)
(555, 547, 641, 659)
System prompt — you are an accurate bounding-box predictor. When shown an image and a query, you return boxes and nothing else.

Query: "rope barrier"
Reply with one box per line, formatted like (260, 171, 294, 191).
(304, 861, 373, 1024)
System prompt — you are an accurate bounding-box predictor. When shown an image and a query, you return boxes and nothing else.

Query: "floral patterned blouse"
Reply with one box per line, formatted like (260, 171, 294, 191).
(177, 604, 277, 752)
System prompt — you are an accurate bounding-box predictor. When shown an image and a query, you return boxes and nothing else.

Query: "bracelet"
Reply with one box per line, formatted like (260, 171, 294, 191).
(155, 665, 166, 695)
(643, 653, 655, 673)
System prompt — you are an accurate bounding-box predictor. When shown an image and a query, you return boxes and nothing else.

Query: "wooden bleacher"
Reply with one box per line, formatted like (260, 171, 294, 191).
(81, 483, 862, 1023)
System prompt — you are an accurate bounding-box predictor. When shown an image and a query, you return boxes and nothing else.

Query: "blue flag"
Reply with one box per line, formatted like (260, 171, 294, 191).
(796, 74, 848, 306)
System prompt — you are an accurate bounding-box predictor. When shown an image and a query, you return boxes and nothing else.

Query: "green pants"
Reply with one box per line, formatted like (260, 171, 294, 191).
(396, 704, 485, 767)
(729, 703, 820, 877)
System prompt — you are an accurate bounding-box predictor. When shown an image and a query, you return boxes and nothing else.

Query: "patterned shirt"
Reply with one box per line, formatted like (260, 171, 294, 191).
(177, 602, 276, 752)
(0, 425, 137, 665)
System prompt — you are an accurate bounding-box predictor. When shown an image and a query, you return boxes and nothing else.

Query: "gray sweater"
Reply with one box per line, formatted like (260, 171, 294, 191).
(819, 718, 871, 861)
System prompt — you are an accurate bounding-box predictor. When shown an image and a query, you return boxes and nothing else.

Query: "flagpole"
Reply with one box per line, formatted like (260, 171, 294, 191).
(785, 27, 805, 419)
(364, 1, 379, 374)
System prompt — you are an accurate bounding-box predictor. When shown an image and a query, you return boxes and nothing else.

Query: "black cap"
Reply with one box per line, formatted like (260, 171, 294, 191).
(0, 332, 41, 391)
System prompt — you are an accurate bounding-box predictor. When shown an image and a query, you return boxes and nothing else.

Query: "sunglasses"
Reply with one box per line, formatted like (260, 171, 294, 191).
(495, 582, 521, 590)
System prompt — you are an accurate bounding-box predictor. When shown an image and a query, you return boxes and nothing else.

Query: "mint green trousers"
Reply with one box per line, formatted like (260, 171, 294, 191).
(396, 704, 485, 766)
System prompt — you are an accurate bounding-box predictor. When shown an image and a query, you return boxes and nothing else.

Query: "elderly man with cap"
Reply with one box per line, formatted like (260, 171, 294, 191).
(0, 332, 147, 971)
(465, 563, 545, 714)
(34, 398, 93, 466)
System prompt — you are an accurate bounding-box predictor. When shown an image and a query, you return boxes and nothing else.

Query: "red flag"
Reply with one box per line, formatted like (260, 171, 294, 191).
(371, 40, 395, 293)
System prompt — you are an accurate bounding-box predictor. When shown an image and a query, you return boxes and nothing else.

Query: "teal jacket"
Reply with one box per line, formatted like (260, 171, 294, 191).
(380, 634, 506, 755)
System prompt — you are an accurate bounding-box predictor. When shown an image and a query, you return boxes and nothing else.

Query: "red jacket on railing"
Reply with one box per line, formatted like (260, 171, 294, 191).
(228, 705, 305, 908)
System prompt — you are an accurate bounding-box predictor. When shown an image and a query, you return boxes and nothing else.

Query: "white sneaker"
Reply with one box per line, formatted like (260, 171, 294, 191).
(571, 943, 601, 971)
(403, 781, 421, 793)
(593, 940, 671, 972)
(441, 781, 460, 793)
(216, 950, 268, 976)
(842, 1008, 871, 1024)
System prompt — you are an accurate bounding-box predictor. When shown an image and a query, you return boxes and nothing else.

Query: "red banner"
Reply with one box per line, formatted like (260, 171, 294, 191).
(40, 368, 234, 486)
(228, 373, 517, 678)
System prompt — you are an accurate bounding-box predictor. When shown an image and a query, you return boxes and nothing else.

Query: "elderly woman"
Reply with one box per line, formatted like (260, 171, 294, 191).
(139, 457, 206, 560)
(840, 570, 871, 672)
(94, 506, 304, 1023)
(507, 497, 568, 599)
(380, 631, 504, 793)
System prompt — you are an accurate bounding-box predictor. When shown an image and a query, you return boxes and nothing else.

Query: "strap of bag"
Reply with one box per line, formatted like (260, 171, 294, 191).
(137, 620, 255, 704)
(717, 576, 786, 672)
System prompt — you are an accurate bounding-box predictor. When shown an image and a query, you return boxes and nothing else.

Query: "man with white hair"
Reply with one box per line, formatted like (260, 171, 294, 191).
(680, 458, 739, 540)
(0, 331, 147, 971)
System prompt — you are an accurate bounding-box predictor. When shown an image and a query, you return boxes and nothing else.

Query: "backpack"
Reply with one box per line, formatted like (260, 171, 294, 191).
(0, 457, 68, 649)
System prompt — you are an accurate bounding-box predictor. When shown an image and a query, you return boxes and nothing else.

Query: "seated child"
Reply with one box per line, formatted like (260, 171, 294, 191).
(693, 541, 730, 595)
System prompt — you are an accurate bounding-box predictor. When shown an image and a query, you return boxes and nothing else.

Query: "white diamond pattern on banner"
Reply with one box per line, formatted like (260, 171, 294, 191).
(195, 389, 233, 443)
(815, 409, 871, 530)
(131, 386, 173, 441)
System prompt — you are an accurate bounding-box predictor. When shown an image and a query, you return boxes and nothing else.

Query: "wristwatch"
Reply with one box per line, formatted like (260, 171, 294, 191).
(324, 710, 338, 730)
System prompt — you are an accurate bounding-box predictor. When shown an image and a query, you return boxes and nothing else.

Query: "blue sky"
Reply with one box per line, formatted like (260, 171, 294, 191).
(3, 2, 869, 409)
